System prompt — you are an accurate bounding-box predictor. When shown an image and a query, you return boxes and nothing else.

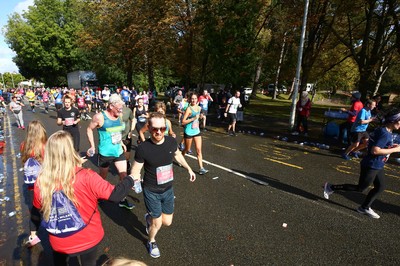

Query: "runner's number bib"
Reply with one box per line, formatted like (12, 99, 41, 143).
(156, 164, 174, 185)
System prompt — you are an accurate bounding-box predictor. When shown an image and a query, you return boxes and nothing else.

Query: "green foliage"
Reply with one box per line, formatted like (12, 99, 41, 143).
(3, 0, 399, 98)
(4, 0, 91, 86)
(0, 72, 25, 88)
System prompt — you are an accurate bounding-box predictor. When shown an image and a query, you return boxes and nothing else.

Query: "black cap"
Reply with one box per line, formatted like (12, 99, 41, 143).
(352, 92, 361, 99)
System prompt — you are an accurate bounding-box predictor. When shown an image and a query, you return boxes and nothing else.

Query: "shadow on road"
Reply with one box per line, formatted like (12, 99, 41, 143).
(232, 169, 360, 213)
(98, 199, 147, 244)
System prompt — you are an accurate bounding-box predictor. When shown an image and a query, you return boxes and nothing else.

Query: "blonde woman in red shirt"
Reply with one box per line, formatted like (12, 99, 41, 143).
(33, 131, 137, 265)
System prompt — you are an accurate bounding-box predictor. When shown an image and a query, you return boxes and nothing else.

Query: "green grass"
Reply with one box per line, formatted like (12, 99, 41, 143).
(246, 93, 348, 125)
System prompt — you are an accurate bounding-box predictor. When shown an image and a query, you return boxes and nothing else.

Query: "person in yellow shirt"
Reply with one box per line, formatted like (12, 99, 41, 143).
(26, 88, 36, 113)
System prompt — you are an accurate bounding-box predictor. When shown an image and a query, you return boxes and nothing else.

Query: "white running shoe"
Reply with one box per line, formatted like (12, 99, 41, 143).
(323, 182, 333, 199)
(357, 206, 380, 219)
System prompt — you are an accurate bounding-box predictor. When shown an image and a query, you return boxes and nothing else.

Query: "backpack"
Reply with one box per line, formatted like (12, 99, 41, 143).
(24, 157, 41, 185)
(41, 169, 95, 237)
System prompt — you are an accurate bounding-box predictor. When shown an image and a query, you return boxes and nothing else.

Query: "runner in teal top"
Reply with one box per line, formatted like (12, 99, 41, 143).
(98, 111, 125, 157)
(184, 106, 201, 136)
(182, 92, 209, 175)
(86, 94, 134, 209)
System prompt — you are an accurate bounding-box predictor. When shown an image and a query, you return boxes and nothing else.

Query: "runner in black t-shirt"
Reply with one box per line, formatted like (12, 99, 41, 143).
(57, 95, 81, 151)
(130, 112, 196, 259)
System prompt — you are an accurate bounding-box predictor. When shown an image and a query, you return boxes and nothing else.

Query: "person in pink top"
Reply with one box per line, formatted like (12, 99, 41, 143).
(292, 91, 312, 136)
(339, 92, 364, 144)
(198, 89, 213, 131)
(32, 131, 136, 265)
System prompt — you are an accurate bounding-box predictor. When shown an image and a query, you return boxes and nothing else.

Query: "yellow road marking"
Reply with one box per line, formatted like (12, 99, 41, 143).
(264, 157, 303, 169)
(386, 173, 400, 179)
(6, 114, 25, 236)
(385, 190, 400, 196)
(212, 143, 236, 151)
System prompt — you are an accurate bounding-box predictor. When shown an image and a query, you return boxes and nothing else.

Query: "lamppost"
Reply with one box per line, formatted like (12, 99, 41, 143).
(1, 73, 5, 89)
(289, 0, 310, 130)
(11, 72, 15, 88)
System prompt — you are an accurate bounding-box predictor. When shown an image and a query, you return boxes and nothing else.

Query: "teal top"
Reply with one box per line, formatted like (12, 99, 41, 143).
(98, 111, 125, 157)
(184, 106, 201, 136)
(164, 120, 170, 136)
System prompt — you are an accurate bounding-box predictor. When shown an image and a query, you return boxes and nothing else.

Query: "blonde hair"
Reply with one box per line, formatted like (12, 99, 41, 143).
(154, 101, 166, 114)
(21, 121, 47, 164)
(37, 130, 84, 220)
(104, 258, 147, 266)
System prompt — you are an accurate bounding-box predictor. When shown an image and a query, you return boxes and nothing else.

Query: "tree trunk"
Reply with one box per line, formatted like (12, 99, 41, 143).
(126, 61, 133, 89)
(357, 68, 375, 101)
(199, 52, 209, 91)
(147, 56, 155, 91)
(252, 61, 262, 96)
(184, 0, 193, 91)
(373, 64, 388, 96)
(273, 31, 287, 100)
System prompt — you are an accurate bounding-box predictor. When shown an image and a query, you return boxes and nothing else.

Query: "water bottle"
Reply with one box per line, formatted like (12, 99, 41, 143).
(87, 148, 95, 157)
(8, 211, 16, 217)
(133, 180, 142, 194)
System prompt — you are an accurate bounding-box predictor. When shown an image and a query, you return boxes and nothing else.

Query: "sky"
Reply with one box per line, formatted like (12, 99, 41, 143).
(0, 0, 34, 74)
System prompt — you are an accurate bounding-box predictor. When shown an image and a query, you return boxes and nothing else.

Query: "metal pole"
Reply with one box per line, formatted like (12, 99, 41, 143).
(11, 73, 15, 88)
(1, 73, 5, 89)
(289, 0, 309, 130)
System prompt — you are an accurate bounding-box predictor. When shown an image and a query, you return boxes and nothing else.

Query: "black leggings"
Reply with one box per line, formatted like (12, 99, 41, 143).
(53, 244, 98, 266)
(296, 115, 308, 133)
(331, 167, 385, 208)
(28, 188, 41, 232)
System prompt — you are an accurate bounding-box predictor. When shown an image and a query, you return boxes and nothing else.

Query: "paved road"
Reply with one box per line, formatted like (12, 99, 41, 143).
(0, 103, 399, 265)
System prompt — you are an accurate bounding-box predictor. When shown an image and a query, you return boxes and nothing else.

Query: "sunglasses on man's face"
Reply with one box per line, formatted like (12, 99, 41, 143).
(150, 127, 167, 133)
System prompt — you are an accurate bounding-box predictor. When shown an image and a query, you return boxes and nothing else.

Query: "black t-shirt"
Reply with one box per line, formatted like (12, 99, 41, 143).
(57, 107, 80, 130)
(134, 136, 178, 193)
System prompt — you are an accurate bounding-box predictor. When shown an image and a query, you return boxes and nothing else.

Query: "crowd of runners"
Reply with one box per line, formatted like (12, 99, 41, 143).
(2, 84, 244, 264)
(3, 84, 400, 264)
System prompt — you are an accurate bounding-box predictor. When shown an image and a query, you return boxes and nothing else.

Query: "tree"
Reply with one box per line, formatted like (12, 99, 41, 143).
(331, 0, 399, 99)
(4, 0, 90, 86)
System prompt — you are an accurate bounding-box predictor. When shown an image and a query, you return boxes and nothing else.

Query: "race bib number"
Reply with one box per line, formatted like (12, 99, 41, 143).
(191, 119, 199, 129)
(156, 164, 174, 185)
(111, 132, 122, 144)
(138, 117, 146, 123)
(65, 117, 74, 126)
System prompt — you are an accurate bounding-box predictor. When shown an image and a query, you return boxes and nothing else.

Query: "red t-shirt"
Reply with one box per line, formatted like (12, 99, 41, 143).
(33, 167, 115, 254)
(347, 101, 364, 123)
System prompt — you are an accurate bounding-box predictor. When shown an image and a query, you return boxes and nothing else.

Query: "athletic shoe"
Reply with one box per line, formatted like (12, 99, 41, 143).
(323, 182, 333, 199)
(18, 126, 21, 129)
(187, 149, 193, 155)
(32, 109, 35, 113)
(199, 168, 209, 175)
(178, 143, 185, 151)
(351, 151, 361, 159)
(144, 213, 151, 235)
(25, 235, 41, 247)
(119, 198, 135, 210)
(291, 131, 299, 135)
(341, 153, 351, 160)
(357, 206, 380, 219)
(21, 126, 25, 130)
(147, 241, 161, 258)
